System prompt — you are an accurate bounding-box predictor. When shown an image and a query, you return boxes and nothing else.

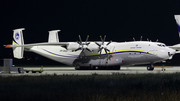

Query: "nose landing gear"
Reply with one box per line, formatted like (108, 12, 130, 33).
(147, 64, 154, 71)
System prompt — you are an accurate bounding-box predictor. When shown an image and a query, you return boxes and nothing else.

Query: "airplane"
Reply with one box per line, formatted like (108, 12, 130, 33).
(4, 15, 180, 71)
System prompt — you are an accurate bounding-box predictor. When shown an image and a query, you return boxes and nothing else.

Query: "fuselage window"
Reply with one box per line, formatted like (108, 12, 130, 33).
(157, 44, 166, 47)
(157, 44, 161, 47)
(162, 45, 165, 47)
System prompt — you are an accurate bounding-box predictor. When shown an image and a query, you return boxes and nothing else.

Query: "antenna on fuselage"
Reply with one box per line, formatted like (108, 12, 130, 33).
(140, 36, 142, 41)
(133, 37, 135, 41)
(147, 38, 149, 41)
(156, 39, 158, 42)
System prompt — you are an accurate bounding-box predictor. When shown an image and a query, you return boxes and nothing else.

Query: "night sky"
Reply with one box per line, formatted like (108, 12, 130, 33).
(1, 0, 180, 65)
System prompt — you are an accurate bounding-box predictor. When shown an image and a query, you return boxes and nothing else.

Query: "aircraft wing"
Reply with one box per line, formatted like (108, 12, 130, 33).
(5, 42, 69, 48)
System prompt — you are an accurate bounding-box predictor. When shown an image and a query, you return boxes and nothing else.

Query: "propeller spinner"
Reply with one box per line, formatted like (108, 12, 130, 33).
(95, 35, 112, 57)
(75, 35, 92, 56)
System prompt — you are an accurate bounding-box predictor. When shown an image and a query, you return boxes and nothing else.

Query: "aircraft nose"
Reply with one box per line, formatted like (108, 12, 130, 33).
(168, 49, 176, 59)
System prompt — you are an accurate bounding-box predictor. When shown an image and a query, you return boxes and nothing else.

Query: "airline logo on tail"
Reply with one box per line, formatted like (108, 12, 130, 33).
(15, 33, 19, 40)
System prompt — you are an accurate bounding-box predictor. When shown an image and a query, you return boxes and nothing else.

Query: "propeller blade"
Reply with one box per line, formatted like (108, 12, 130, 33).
(103, 35, 106, 45)
(133, 37, 135, 41)
(77, 41, 81, 45)
(140, 36, 142, 41)
(99, 49, 102, 56)
(78, 35, 82, 45)
(85, 35, 89, 44)
(98, 47, 103, 53)
(86, 42, 90, 45)
(86, 48, 92, 52)
(104, 48, 108, 54)
(95, 42, 101, 47)
(82, 48, 85, 56)
(75, 47, 81, 51)
(106, 40, 112, 46)
(105, 48, 110, 52)
(100, 36, 103, 44)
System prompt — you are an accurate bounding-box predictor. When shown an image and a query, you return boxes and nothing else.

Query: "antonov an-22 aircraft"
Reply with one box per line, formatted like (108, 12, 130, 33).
(4, 15, 180, 70)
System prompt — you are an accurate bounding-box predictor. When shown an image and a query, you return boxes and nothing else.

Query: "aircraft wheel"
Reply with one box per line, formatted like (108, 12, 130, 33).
(95, 66, 99, 70)
(75, 65, 81, 70)
(151, 67, 154, 70)
(26, 71, 29, 73)
(147, 65, 154, 71)
(32, 71, 36, 73)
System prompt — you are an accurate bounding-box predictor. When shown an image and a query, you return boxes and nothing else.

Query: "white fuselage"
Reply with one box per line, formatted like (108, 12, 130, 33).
(26, 41, 175, 66)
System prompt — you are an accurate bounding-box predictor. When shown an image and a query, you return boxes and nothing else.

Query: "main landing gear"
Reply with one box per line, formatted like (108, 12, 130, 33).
(75, 65, 121, 70)
(147, 64, 154, 71)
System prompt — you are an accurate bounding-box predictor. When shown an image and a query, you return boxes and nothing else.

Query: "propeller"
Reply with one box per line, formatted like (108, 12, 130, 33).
(95, 35, 112, 57)
(75, 35, 92, 56)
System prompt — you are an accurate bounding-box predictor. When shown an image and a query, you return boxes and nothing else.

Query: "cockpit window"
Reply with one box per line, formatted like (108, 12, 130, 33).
(157, 44, 161, 47)
(157, 44, 166, 47)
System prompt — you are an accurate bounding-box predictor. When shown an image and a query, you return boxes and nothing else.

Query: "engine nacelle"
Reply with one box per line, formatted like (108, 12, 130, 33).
(88, 42, 99, 50)
(67, 43, 79, 50)
(67, 42, 99, 51)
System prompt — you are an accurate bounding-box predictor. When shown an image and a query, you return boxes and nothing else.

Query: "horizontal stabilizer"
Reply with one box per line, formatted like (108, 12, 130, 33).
(48, 30, 60, 43)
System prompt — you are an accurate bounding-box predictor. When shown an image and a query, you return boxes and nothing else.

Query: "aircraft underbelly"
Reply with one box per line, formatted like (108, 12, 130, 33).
(121, 53, 163, 65)
(29, 46, 77, 66)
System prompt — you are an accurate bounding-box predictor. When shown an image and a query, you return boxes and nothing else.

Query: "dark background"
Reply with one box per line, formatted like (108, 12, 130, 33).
(1, 0, 180, 66)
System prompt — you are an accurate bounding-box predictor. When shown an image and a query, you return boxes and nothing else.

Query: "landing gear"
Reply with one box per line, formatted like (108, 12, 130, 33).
(95, 66, 99, 70)
(93, 66, 121, 70)
(75, 65, 81, 70)
(147, 65, 154, 71)
(74, 65, 121, 70)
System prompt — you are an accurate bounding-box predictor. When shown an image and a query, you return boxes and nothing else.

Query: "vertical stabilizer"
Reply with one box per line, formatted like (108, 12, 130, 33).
(12, 28, 25, 59)
(174, 15, 180, 37)
(48, 30, 60, 43)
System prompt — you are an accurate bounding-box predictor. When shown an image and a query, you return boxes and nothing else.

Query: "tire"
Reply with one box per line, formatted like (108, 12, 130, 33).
(95, 66, 99, 70)
(32, 71, 36, 73)
(150, 64, 154, 70)
(75, 65, 81, 70)
(26, 71, 29, 73)
(147, 65, 154, 71)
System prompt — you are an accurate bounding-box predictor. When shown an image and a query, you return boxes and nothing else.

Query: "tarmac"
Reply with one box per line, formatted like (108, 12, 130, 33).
(1, 66, 180, 76)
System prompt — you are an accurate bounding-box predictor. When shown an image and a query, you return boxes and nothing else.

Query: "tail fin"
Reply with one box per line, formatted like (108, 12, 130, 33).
(48, 30, 60, 43)
(12, 28, 25, 59)
(174, 15, 180, 37)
